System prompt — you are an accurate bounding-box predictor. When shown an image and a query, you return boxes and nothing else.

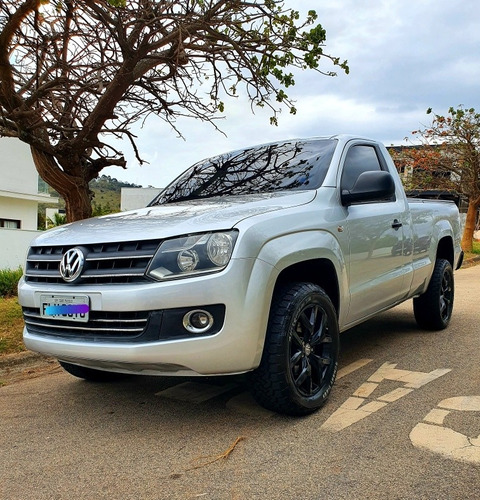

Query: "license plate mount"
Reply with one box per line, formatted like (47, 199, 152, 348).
(40, 294, 90, 323)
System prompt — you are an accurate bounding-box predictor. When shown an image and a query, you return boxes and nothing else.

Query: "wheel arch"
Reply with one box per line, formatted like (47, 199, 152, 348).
(274, 259, 340, 317)
(246, 230, 347, 368)
(436, 235, 454, 267)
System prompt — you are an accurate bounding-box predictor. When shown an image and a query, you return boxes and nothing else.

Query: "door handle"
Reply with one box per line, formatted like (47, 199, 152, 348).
(392, 219, 403, 230)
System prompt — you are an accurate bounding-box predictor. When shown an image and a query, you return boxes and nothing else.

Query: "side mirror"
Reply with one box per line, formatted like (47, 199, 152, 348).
(341, 171, 396, 206)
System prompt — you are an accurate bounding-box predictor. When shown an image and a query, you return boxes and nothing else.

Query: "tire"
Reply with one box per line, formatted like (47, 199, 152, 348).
(413, 258, 454, 330)
(59, 361, 127, 382)
(251, 282, 339, 416)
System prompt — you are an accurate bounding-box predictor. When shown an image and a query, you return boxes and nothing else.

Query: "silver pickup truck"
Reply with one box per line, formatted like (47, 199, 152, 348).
(18, 135, 463, 415)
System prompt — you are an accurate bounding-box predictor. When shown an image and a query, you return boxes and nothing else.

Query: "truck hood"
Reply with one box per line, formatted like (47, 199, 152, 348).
(33, 191, 316, 246)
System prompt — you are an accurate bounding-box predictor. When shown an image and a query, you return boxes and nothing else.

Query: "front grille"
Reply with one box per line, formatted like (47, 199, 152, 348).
(24, 240, 160, 284)
(22, 307, 161, 342)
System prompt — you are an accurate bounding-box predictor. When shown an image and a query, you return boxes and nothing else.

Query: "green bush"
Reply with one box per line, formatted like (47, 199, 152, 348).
(0, 267, 23, 297)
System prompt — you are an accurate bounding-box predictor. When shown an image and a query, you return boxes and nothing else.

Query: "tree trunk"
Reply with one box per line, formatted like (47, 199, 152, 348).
(30, 146, 93, 222)
(461, 198, 479, 252)
(63, 184, 93, 222)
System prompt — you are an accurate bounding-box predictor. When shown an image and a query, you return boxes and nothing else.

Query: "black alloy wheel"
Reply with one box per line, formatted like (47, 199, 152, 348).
(251, 282, 339, 416)
(413, 258, 454, 330)
(439, 267, 454, 324)
(289, 302, 333, 398)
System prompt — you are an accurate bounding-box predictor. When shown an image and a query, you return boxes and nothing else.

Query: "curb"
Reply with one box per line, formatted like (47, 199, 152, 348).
(0, 350, 53, 370)
(463, 255, 480, 266)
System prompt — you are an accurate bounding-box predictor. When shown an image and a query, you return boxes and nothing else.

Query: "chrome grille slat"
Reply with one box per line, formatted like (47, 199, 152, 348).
(86, 252, 155, 261)
(24, 270, 61, 278)
(89, 318, 147, 324)
(27, 255, 62, 262)
(24, 319, 144, 334)
(23, 311, 148, 325)
(22, 307, 153, 339)
(82, 270, 147, 278)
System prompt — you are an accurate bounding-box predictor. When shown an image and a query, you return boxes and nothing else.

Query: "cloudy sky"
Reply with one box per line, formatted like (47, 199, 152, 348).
(103, 0, 480, 188)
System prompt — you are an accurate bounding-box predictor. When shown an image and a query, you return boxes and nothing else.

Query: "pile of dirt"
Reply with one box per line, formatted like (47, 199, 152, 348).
(0, 352, 60, 386)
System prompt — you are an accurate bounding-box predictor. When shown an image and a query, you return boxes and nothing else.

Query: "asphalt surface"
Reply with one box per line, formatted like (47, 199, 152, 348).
(1, 264, 479, 500)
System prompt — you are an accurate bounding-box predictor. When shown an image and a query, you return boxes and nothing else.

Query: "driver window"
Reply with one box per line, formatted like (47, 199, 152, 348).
(341, 145, 382, 191)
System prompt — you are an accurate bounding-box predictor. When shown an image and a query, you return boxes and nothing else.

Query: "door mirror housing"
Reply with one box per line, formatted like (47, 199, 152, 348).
(341, 171, 396, 206)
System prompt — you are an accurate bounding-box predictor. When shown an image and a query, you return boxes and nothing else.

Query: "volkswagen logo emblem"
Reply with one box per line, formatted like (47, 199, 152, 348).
(59, 248, 85, 283)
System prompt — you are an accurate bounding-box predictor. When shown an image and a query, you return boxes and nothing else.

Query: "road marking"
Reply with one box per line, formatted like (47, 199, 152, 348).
(377, 387, 413, 402)
(366, 362, 451, 388)
(423, 408, 450, 425)
(337, 358, 373, 380)
(321, 362, 451, 432)
(410, 396, 480, 465)
(156, 381, 238, 403)
(438, 396, 480, 411)
(353, 381, 377, 398)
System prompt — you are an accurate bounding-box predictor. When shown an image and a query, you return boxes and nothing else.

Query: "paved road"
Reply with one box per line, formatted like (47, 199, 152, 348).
(1, 265, 479, 500)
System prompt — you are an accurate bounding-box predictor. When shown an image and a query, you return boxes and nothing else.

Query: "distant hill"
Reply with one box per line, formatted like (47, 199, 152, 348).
(89, 175, 141, 215)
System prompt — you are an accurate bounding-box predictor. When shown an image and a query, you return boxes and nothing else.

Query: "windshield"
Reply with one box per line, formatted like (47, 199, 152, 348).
(150, 139, 337, 205)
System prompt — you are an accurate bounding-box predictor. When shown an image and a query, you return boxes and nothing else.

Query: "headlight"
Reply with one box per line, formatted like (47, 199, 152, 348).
(146, 230, 238, 281)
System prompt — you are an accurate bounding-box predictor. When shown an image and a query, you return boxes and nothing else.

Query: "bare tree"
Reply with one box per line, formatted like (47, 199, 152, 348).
(0, 0, 348, 221)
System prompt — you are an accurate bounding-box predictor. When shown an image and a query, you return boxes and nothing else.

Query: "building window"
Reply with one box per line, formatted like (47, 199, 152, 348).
(0, 218, 21, 229)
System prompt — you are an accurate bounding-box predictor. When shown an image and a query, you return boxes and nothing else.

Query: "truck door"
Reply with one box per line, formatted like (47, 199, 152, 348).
(340, 143, 411, 325)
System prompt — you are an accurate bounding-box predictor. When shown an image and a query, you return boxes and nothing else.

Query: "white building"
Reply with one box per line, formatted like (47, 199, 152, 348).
(0, 138, 58, 269)
(120, 187, 162, 211)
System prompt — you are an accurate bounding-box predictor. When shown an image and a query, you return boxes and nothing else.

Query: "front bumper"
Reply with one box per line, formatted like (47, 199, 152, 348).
(19, 257, 276, 376)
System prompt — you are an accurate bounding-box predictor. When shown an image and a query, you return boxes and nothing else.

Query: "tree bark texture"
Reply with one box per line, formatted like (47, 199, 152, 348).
(30, 146, 93, 221)
(461, 198, 479, 252)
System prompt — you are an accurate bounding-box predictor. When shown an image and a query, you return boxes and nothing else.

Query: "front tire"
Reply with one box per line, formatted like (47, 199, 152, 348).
(59, 361, 127, 382)
(413, 258, 454, 330)
(251, 282, 339, 416)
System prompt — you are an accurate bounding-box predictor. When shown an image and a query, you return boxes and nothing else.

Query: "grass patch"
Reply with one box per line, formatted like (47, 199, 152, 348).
(465, 240, 480, 262)
(473, 241, 480, 254)
(0, 267, 23, 297)
(0, 297, 25, 355)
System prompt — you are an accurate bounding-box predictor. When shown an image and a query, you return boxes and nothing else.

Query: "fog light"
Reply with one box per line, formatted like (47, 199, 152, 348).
(183, 310, 214, 334)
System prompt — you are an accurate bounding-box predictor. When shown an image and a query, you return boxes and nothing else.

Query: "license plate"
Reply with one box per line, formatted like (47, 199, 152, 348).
(40, 294, 90, 323)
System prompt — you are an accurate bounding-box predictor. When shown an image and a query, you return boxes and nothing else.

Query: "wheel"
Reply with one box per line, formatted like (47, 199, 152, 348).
(59, 361, 127, 382)
(251, 282, 339, 416)
(413, 258, 454, 330)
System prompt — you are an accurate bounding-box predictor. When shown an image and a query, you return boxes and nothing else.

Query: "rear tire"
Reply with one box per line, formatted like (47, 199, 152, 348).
(413, 258, 454, 330)
(251, 282, 339, 416)
(59, 361, 127, 382)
